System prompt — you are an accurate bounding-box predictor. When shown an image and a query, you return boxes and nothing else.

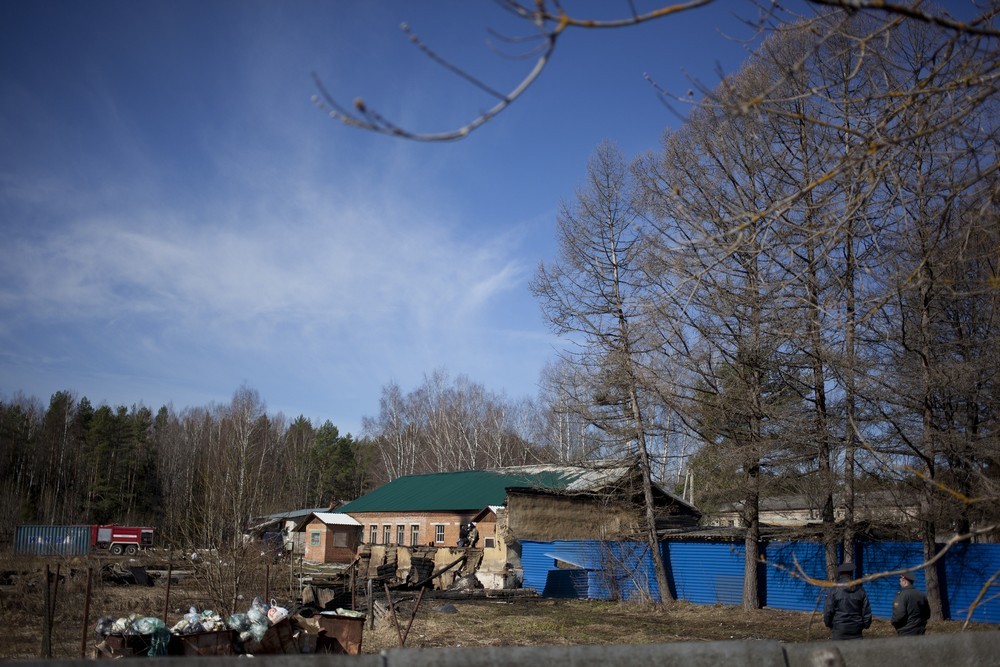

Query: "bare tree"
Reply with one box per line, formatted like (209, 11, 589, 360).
(531, 140, 676, 604)
(363, 381, 421, 481)
(362, 370, 538, 482)
(867, 20, 999, 615)
(637, 8, 998, 610)
(533, 360, 616, 463)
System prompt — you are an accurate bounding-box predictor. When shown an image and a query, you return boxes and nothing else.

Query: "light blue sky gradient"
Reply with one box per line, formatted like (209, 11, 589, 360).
(1, 1, 973, 435)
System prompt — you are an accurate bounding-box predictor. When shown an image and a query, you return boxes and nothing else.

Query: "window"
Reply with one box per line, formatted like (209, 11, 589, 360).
(397, 525, 405, 545)
(484, 537, 495, 548)
(383, 524, 392, 544)
(434, 525, 444, 543)
(369, 524, 377, 544)
(310, 530, 321, 547)
(410, 524, 420, 546)
(333, 531, 348, 548)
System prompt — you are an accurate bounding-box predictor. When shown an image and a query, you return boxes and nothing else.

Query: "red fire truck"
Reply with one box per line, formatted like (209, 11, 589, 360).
(91, 525, 155, 555)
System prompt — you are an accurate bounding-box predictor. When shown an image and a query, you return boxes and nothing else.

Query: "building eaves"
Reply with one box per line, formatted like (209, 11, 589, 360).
(312, 512, 361, 527)
(293, 512, 361, 532)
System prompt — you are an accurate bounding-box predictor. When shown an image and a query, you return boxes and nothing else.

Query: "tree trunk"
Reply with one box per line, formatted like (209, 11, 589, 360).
(629, 384, 675, 604)
(743, 483, 761, 610)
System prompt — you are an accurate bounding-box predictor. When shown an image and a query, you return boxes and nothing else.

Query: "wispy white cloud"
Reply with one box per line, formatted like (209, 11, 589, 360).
(0, 155, 528, 354)
(0, 1, 558, 430)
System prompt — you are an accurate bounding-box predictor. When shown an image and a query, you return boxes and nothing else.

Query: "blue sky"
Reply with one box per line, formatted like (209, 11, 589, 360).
(3, 1, 965, 435)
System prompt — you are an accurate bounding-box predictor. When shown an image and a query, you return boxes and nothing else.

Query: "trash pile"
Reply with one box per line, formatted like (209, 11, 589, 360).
(93, 615, 171, 657)
(92, 597, 361, 657)
(170, 607, 227, 635)
(225, 597, 288, 644)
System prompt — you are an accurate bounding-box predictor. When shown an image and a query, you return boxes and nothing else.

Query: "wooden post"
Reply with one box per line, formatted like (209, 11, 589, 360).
(400, 585, 425, 647)
(366, 578, 374, 629)
(41, 565, 51, 659)
(163, 558, 173, 625)
(384, 582, 404, 647)
(80, 567, 93, 658)
(350, 559, 356, 611)
(52, 564, 61, 655)
(265, 559, 271, 604)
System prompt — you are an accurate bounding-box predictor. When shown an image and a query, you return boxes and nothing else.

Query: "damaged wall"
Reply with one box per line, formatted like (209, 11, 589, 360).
(506, 491, 643, 542)
(475, 508, 520, 589)
(362, 545, 485, 590)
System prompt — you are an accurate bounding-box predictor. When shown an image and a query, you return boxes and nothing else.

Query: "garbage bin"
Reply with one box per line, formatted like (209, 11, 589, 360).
(95, 634, 153, 659)
(315, 612, 365, 655)
(173, 630, 237, 656)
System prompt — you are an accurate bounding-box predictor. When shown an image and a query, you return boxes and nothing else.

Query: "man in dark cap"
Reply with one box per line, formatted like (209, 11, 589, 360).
(891, 571, 931, 635)
(823, 562, 873, 640)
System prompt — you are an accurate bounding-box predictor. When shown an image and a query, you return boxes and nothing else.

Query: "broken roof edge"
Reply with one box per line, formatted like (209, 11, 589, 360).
(471, 505, 504, 522)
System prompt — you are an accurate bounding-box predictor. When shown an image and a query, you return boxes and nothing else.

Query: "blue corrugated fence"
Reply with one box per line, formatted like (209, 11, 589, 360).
(859, 542, 925, 618)
(521, 540, 662, 601)
(668, 540, 746, 605)
(519, 538, 1000, 623)
(942, 542, 1000, 624)
(764, 541, 830, 614)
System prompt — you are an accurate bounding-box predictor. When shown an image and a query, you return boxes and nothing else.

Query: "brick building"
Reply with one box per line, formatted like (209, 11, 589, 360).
(298, 512, 362, 563)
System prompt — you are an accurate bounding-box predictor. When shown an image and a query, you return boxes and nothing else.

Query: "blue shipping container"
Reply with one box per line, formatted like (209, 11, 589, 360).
(15, 525, 91, 556)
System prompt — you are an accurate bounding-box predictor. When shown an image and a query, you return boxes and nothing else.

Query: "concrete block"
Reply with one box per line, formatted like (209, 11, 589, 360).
(783, 631, 1000, 667)
(16, 656, 384, 667)
(383, 640, 787, 667)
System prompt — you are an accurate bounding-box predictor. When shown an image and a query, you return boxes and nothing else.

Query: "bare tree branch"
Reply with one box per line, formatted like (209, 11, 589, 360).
(808, 0, 1000, 38)
(314, 0, 996, 142)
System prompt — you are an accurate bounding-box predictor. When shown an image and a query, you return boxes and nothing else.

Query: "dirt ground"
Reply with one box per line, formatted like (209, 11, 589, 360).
(362, 594, 994, 652)
(0, 562, 995, 660)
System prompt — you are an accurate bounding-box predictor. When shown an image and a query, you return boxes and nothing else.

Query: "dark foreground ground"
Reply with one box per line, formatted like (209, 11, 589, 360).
(2, 572, 995, 660)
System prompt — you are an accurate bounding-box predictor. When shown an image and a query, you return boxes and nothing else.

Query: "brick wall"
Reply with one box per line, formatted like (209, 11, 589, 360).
(347, 510, 478, 548)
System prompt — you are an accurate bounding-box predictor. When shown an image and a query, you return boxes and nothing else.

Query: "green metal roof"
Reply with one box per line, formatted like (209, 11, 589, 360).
(337, 467, 592, 513)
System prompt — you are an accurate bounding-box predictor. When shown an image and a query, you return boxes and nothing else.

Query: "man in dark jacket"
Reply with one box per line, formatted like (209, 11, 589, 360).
(891, 571, 930, 635)
(824, 562, 873, 640)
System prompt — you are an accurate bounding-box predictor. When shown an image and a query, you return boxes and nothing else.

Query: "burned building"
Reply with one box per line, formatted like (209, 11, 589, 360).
(335, 461, 700, 589)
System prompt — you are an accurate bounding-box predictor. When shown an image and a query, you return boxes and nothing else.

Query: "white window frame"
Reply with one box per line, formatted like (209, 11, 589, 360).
(434, 524, 445, 543)
(310, 530, 321, 547)
(411, 524, 420, 546)
(383, 524, 392, 544)
(397, 524, 406, 545)
(369, 524, 377, 544)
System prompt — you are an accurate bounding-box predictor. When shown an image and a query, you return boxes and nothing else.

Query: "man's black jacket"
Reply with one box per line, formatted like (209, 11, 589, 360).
(891, 586, 930, 635)
(824, 581, 873, 640)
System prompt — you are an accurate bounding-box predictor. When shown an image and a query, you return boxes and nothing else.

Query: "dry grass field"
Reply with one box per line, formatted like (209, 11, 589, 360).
(0, 555, 995, 660)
